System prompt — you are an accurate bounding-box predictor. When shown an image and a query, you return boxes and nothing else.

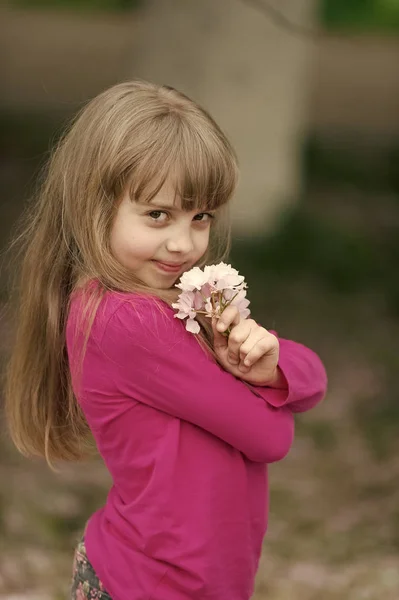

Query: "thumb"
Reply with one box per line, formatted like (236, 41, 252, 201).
(212, 317, 228, 352)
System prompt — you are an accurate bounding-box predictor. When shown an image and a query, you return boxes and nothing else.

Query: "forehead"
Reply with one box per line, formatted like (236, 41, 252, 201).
(139, 179, 204, 212)
(149, 179, 180, 206)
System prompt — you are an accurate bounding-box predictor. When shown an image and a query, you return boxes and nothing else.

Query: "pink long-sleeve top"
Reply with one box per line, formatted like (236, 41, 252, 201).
(66, 286, 327, 600)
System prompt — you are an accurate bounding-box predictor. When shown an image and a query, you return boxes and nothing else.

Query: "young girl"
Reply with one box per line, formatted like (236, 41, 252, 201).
(4, 80, 327, 600)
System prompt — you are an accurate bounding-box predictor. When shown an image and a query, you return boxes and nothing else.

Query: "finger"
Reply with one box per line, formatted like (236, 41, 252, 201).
(235, 330, 266, 372)
(238, 329, 269, 361)
(241, 335, 279, 368)
(212, 317, 228, 351)
(216, 305, 240, 334)
(226, 320, 255, 365)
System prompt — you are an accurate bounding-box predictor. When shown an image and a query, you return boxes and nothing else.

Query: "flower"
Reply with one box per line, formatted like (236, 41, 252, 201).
(175, 266, 209, 292)
(172, 262, 250, 334)
(172, 290, 201, 334)
(227, 288, 251, 320)
(204, 263, 245, 291)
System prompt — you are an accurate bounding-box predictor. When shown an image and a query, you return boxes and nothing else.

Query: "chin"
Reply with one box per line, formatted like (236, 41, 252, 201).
(146, 278, 177, 291)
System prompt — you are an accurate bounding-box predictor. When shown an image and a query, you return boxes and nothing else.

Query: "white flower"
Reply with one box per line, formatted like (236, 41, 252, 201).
(171, 291, 196, 320)
(186, 318, 201, 334)
(172, 262, 250, 334)
(175, 266, 208, 292)
(228, 289, 251, 320)
(204, 262, 245, 291)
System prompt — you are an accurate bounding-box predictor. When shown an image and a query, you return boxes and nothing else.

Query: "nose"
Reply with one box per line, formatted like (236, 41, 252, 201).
(166, 225, 194, 255)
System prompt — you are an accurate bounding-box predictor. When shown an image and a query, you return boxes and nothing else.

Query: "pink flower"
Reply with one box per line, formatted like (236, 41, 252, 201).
(228, 289, 251, 320)
(172, 262, 250, 334)
(204, 263, 245, 291)
(185, 317, 201, 334)
(175, 266, 208, 292)
(171, 291, 201, 334)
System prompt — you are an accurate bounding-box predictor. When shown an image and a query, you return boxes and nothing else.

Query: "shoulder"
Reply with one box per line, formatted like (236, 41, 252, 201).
(67, 283, 181, 346)
(99, 291, 188, 350)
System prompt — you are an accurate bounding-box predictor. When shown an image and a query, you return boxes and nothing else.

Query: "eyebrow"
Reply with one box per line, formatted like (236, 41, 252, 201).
(146, 202, 215, 214)
(147, 202, 179, 211)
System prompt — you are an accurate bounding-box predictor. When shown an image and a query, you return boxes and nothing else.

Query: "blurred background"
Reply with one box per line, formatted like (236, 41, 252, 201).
(1, 0, 399, 598)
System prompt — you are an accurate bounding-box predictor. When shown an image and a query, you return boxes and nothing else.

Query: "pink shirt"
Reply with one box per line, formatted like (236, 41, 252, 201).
(66, 287, 327, 600)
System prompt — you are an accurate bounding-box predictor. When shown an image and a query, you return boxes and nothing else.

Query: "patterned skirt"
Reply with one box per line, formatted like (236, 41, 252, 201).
(70, 536, 112, 599)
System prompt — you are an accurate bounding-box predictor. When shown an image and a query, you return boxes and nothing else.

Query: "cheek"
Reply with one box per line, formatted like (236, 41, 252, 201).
(111, 220, 157, 260)
(109, 223, 120, 259)
(196, 229, 211, 254)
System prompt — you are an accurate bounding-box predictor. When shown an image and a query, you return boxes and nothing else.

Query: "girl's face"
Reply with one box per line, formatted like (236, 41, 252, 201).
(110, 181, 214, 289)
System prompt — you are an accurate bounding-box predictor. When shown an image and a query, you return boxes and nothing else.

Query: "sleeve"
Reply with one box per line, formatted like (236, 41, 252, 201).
(249, 334, 328, 413)
(99, 297, 294, 464)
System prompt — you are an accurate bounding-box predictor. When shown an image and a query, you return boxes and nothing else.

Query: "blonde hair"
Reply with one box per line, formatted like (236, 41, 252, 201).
(4, 80, 239, 467)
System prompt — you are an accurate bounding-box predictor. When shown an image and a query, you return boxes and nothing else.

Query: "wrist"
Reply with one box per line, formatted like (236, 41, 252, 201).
(265, 367, 288, 389)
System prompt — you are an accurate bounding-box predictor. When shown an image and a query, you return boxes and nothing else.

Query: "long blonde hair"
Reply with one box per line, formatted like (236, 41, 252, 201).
(4, 80, 239, 467)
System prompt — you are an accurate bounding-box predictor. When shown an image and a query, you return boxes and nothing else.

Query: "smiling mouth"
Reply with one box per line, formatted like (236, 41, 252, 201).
(152, 260, 185, 273)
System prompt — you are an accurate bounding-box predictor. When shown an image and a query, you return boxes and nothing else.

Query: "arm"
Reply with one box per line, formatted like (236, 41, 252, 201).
(250, 335, 328, 413)
(210, 306, 326, 410)
(99, 296, 294, 464)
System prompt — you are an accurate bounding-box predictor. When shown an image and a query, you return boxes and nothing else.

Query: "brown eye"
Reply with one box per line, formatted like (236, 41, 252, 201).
(148, 211, 168, 223)
(193, 213, 214, 222)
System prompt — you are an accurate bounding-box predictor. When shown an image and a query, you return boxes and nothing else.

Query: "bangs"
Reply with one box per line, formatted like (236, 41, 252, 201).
(126, 116, 238, 211)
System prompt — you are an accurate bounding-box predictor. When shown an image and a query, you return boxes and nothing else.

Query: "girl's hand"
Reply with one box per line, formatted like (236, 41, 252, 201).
(212, 305, 287, 388)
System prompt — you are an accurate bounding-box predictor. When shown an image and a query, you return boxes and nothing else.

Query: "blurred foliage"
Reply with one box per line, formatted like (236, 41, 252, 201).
(303, 135, 399, 195)
(233, 134, 399, 314)
(0, 110, 70, 161)
(321, 0, 399, 32)
(237, 210, 376, 288)
(302, 136, 399, 313)
(356, 387, 399, 459)
(9, 0, 141, 12)
(295, 419, 338, 451)
(232, 207, 399, 316)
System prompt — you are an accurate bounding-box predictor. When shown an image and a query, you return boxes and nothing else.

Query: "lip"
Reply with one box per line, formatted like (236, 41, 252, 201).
(152, 260, 185, 273)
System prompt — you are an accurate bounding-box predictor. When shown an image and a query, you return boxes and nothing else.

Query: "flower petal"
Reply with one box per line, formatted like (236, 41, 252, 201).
(186, 318, 201, 334)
